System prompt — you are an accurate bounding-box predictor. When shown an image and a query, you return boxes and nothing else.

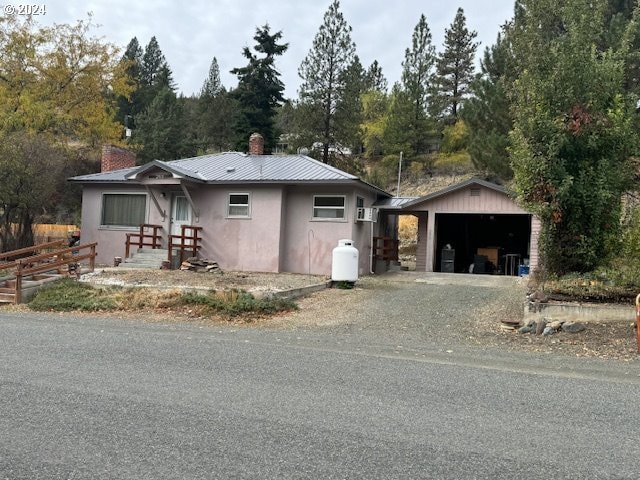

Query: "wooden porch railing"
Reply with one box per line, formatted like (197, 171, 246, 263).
(125, 224, 163, 258)
(169, 225, 203, 265)
(373, 236, 399, 262)
(0, 242, 97, 304)
(0, 239, 67, 264)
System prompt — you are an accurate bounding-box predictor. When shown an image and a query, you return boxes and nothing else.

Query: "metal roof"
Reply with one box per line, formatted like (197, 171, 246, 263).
(373, 197, 418, 209)
(70, 152, 389, 192)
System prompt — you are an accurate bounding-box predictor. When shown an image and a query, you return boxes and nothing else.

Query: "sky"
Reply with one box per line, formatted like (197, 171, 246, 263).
(34, 0, 516, 99)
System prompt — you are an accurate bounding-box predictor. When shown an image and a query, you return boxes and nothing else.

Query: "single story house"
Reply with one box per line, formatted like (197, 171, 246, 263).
(69, 135, 540, 276)
(376, 177, 540, 274)
(69, 134, 391, 276)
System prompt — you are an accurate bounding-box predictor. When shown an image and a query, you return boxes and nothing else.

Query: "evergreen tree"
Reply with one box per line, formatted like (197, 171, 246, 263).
(509, 0, 637, 274)
(462, 32, 514, 179)
(335, 55, 366, 153)
(117, 37, 144, 127)
(197, 58, 237, 153)
(134, 87, 184, 163)
(365, 60, 388, 92)
(298, 0, 356, 163)
(139, 36, 174, 108)
(200, 57, 223, 98)
(433, 8, 479, 122)
(399, 14, 437, 155)
(230, 24, 288, 153)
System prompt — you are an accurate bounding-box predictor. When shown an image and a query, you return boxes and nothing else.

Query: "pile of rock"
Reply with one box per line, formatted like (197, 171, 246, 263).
(180, 257, 223, 273)
(509, 318, 586, 336)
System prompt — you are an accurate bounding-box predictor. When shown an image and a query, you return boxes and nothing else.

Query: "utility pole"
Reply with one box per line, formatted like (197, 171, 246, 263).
(396, 151, 403, 198)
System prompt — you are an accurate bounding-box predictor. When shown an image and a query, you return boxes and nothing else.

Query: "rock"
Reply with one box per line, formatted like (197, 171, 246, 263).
(501, 318, 523, 327)
(548, 320, 563, 330)
(518, 323, 535, 334)
(535, 319, 547, 335)
(501, 324, 517, 331)
(562, 322, 586, 334)
(542, 326, 555, 336)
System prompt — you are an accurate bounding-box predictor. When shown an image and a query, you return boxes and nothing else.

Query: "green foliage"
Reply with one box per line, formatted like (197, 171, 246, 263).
(360, 91, 389, 158)
(439, 120, 469, 153)
(365, 60, 388, 92)
(462, 32, 514, 180)
(29, 279, 117, 311)
(231, 25, 288, 152)
(133, 87, 185, 162)
(432, 151, 473, 175)
(509, 0, 638, 275)
(0, 16, 130, 144)
(397, 14, 437, 155)
(28, 280, 298, 317)
(432, 8, 479, 121)
(181, 290, 297, 317)
(0, 132, 72, 250)
(298, 0, 356, 164)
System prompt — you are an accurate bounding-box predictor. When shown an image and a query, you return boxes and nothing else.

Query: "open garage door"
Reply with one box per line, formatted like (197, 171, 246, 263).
(434, 213, 532, 274)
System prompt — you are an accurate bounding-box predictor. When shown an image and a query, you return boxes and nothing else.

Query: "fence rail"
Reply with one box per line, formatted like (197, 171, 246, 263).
(373, 236, 399, 262)
(169, 225, 203, 265)
(125, 224, 163, 258)
(0, 242, 97, 304)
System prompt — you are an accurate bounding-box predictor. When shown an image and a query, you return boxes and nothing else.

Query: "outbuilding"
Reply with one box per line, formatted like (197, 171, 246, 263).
(376, 178, 540, 275)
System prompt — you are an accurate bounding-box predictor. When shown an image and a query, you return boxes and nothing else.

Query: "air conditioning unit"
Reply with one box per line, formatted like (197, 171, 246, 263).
(356, 207, 377, 222)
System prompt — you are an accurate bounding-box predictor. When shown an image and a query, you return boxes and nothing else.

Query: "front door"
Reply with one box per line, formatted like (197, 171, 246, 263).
(171, 195, 192, 245)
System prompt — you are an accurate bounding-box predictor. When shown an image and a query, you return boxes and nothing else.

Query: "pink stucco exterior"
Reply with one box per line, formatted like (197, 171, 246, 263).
(79, 182, 380, 276)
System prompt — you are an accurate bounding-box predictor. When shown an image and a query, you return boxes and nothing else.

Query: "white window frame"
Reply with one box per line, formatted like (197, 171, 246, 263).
(100, 192, 148, 229)
(227, 192, 251, 218)
(312, 195, 347, 221)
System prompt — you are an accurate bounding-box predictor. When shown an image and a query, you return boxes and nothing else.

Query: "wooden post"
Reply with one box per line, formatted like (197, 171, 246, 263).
(125, 234, 131, 259)
(138, 224, 144, 250)
(15, 260, 22, 304)
(90, 245, 96, 271)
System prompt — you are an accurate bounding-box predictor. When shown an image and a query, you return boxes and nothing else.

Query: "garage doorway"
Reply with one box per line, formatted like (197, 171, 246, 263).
(434, 213, 532, 274)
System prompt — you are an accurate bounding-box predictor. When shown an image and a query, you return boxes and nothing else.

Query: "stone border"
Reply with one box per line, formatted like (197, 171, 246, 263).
(524, 301, 634, 323)
(265, 281, 332, 300)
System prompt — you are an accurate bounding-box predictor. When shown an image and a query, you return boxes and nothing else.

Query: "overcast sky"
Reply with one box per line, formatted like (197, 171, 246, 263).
(38, 0, 516, 98)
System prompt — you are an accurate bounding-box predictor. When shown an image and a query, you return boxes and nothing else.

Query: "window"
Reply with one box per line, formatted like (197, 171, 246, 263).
(174, 196, 190, 222)
(313, 195, 346, 220)
(101, 194, 146, 227)
(228, 193, 250, 217)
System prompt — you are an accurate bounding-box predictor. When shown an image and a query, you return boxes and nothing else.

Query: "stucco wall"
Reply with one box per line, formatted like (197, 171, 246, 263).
(282, 185, 360, 276)
(193, 185, 284, 273)
(80, 185, 166, 266)
(82, 182, 382, 275)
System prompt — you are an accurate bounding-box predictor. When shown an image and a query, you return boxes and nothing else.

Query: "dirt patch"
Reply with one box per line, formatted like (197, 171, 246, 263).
(80, 269, 327, 295)
(470, 282, 638, 362)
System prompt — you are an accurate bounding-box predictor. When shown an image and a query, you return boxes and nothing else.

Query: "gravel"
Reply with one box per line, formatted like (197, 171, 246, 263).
(46, 270, 640, 361)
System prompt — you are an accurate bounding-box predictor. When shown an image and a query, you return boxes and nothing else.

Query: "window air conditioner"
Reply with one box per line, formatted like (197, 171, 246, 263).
(356, 207, 377, 222)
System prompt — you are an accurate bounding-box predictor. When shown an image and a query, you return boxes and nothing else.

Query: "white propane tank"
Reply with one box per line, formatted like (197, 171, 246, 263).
(331, 239, 359, 282)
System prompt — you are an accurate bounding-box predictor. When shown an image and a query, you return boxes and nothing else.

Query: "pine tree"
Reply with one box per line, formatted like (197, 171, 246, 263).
(399, 14, 437, 155)
(433, 8, 479, 122)
(335, 55, 366, 153)
(200, 57, 223, 98)
(198, 57, 237, 152)
(117, 37, 144, 127)
(462, 32, 514, 179)
(298, 0, 356, 163)
(134, 87, 184, 163)
(365, 60, 388, 92)
(230, 24, 288, 153)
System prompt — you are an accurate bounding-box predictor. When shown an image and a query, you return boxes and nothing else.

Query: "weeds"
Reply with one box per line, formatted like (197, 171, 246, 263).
(28, 280, 298, 318)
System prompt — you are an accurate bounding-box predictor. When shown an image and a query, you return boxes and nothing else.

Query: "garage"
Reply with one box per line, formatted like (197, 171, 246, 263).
(392, 178, 540, 275)
(434, 213, 532, 274)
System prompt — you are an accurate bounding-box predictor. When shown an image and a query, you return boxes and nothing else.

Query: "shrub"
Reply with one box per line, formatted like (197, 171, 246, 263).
(29, 278, 117, 311)
(181, 289, 297, 317)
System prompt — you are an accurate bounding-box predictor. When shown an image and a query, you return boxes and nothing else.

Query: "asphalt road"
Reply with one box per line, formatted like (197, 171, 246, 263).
(2, 309, 640, 479)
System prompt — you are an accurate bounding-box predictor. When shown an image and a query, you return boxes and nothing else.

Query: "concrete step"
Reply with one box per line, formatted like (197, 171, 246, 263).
(117, 263, 160, 270)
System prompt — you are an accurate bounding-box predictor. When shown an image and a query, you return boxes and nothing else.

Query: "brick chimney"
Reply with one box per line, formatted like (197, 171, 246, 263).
(101, 145, 136, 172)
(249, 132, 264, 155)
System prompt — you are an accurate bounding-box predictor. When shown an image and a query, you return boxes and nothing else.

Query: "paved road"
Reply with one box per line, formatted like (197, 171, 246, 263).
(2, 306, 640, 479)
